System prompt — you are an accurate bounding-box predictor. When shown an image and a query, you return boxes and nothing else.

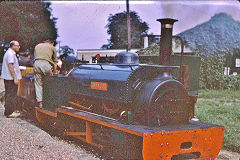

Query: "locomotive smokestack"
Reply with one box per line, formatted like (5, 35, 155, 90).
(157, 18, 178, 65)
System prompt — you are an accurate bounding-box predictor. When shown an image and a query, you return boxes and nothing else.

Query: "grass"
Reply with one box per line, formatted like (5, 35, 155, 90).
(195, 90, 240, 153)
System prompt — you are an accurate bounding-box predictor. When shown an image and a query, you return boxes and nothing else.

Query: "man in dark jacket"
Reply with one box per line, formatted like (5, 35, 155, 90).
(60, 54, 77, 74)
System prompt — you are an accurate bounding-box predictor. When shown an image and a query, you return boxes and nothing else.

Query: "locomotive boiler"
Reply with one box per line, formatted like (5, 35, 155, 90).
(61, 54, 190, 126)
(18, 18, 225, 159)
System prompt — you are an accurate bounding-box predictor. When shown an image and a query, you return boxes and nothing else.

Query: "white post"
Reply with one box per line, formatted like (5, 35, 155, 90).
(144, 36, 149, 48)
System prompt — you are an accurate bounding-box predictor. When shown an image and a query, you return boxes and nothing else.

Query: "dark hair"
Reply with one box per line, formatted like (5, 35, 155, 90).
(18, 51, 25, 56)
(24, 51, 30, 57)
(18, 51, 30, 57)
(59, 53, 68, 59)
(44, 39, 57, 46)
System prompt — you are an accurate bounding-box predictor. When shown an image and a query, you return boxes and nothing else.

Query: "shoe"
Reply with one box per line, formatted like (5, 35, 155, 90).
(37, 101, 43, 108)
(15, 110, 20, 113)
(7, 111, 21, 118)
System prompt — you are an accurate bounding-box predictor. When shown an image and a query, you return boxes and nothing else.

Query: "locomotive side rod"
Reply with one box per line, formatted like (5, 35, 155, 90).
(68, 101, 92, 111)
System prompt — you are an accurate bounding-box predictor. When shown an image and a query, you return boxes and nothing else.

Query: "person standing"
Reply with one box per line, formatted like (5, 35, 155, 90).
(33, 39, 58, 108)
(1, 40, 22, 118)
(60, 54, 77, 74)
(57, 53, 67, 71)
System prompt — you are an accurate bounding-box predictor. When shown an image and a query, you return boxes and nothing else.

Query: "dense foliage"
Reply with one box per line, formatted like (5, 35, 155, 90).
(102, 11, 149, 49)
(59, 45, 74, 56)
(0, 1, 58, 62)
(137, 42, 160, 55)
(198, 54, 240, 90)
(178, 13, 240, 56)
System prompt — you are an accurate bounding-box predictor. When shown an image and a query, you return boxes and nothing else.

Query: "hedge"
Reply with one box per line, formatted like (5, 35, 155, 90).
(199, 54, 240, 90)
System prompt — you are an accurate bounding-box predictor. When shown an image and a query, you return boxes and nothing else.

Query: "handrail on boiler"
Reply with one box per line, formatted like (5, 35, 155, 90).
(76, 63, 180, 71)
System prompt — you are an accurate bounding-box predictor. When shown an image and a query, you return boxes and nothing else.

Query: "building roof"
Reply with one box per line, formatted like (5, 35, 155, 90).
(77, 49, 139, 53)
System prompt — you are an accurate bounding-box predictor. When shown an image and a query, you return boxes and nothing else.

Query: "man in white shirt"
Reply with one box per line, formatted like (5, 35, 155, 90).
(1, 40, 22, 118)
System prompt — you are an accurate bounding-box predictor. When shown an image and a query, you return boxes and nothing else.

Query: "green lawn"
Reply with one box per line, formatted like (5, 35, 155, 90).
(195, 90, 240, 153)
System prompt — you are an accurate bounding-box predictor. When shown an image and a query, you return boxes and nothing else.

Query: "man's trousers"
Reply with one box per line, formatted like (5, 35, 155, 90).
(4, 80, 18, 116)
(33, 60, 53, 103)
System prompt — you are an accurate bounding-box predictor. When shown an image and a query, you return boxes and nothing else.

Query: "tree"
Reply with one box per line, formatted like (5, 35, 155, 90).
(0, 1, 58, 62)
(59, 45, 74, 55)
(102, 11, 149, 49)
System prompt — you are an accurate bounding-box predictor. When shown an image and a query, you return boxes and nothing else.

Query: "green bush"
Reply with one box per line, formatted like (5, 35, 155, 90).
(199, 54, 240, 90)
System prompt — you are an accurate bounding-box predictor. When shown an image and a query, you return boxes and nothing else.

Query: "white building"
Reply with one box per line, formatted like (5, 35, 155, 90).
(77, 49, 139, 63)
(77, 35, 193, 63)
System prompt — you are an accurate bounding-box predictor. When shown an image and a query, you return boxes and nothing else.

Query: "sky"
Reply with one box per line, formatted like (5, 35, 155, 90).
(50, 0, 240, 53)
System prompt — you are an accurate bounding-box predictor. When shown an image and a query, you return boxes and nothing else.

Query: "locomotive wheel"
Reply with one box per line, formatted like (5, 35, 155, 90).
(148, 84, 190, 126)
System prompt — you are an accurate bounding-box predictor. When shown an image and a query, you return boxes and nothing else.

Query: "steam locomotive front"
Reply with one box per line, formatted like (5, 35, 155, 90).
(129, 66, 191, 127)
(130, 18, 191, 126)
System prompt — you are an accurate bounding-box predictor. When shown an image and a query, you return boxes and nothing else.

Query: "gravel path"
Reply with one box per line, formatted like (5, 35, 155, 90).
(217, 150, 240, 160)
(0, 103, 99, 160)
